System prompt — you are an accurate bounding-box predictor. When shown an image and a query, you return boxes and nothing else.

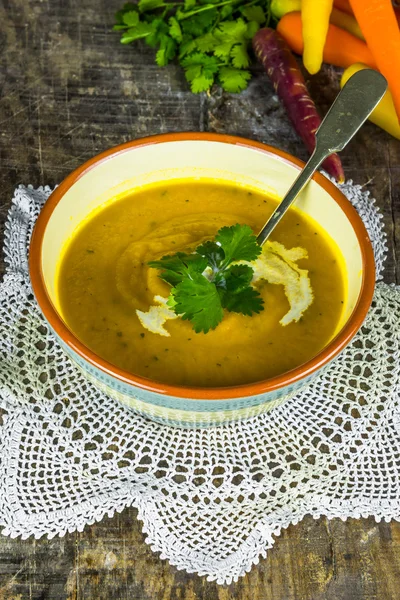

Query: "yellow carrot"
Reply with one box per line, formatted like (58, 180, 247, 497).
(341, 64, 400, 140)
(302, 0, 334, 74)
(277, 12, 377, 70)
(272, 0, 364, 40)
(329, 8, 364, 39)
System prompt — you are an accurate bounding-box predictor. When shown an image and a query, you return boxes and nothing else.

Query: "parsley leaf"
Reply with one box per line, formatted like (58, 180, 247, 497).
(170, 273, 224, 333)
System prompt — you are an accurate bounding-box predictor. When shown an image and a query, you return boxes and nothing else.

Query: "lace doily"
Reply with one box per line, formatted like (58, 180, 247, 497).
(0, 183, 398, 585)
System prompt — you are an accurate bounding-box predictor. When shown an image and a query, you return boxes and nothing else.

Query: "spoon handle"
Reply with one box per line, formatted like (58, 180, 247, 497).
(256, 68, 388, 247)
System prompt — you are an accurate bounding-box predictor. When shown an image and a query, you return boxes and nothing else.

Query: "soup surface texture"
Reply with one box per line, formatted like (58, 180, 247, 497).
(57, 181, 345, 387)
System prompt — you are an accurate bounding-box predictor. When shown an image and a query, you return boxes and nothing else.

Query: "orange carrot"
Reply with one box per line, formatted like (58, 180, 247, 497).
(277, 12, 376, 70)
(349, 0, 400, 121)
(333, 0, 353, 15)
(395, 6, 400, 27)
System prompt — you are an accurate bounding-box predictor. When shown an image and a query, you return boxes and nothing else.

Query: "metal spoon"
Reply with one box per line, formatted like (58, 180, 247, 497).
(256, 69, 388, 247)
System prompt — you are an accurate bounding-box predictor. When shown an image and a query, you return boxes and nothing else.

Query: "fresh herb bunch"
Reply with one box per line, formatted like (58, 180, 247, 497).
(148, 224, 264, 333)
(114, 0, 275, 93)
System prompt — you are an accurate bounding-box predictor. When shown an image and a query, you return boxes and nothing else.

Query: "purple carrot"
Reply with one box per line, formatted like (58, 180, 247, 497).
(253, 28, 345, 183)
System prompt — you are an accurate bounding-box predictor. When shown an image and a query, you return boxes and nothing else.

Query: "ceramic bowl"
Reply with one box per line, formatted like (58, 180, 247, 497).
(29, 133, 375, 428)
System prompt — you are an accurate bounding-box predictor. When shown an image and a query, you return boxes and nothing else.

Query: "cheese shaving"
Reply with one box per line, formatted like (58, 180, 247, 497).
(137, 241, 313, 336)
(251, 241, 313, 325)
(136, 295, 178, 337)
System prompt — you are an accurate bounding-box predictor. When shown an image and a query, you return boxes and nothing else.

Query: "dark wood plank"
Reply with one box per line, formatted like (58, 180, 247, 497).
(0, 0, 399, 599)
(2, 513, 400, 600)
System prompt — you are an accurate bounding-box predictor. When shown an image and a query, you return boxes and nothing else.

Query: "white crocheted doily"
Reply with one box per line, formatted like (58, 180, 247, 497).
(0, 184, 399, 585)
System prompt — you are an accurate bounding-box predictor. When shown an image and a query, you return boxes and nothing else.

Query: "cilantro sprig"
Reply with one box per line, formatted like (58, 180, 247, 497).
(148, 224, 264, 333)
(114, 0, 276, 93)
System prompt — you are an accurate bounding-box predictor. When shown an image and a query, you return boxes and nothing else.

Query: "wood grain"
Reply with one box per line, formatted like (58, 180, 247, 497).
(0, 0, 399, 598)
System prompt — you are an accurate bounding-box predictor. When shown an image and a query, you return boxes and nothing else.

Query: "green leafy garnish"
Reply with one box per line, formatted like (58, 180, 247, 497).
(148, 252, 208, 286)
(148, 224, 264, 333)
(114, 0, 276, 93)
(169, 273, 224, 333)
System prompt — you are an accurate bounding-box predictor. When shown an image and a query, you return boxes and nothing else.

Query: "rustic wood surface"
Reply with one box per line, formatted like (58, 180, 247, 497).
(0, 0, 399, 598)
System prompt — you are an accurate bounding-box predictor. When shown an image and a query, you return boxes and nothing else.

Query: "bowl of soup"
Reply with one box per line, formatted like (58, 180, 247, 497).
(29, 133, 375, 427)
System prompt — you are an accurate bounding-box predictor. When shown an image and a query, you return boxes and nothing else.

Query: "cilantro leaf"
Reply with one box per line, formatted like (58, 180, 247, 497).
(179, 10, 218, 36)
(144, 17, 169, 47)
(181, 52, 219, 92)
(213, 41, 234, 59)
(196, 241, 225, 269)
(148, 224, 265, 333)
(195, 32, 217, 53)
(222, 286, 264, 315)
(170, 273, 224, 333)
(190, 73, 215, 93)
(220, 5, 233, 19)
(215, 18, 248, 42)
(179, 38, 197, 58)
(241, 5, 266, 24)
(120, 23, 156, 43)
(148, 253, 208, 286)
(230, 43, 250, 68)
(219, 67, 251, 92)
(138, 0, 166, 13)
(216, 224, 262, 264)
(224, 264, 254, 291)
(115, 3, 136, 24)
(156, 35, 177, 65)
(245, 20, 260, 39)
(114, 0, 262, 94)
(169, 17, 183, 42)
(122, 10, 139, 27)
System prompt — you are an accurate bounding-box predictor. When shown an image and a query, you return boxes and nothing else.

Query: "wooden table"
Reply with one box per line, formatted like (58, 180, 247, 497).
(0, 1, 399, 598)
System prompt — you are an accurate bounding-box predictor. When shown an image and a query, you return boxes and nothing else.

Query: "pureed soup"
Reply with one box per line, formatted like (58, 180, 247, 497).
(57, 180, 345, 387)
